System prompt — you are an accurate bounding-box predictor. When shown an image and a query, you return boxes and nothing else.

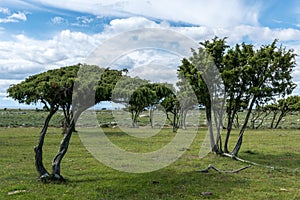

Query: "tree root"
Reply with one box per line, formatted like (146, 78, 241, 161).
(39, 174, 66, 184)
(222, 153, 275, 170)
(198, 164, 251, 173)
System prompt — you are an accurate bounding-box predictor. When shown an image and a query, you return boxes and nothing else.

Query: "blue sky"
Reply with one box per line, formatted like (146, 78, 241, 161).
(0, 0, 299, 108)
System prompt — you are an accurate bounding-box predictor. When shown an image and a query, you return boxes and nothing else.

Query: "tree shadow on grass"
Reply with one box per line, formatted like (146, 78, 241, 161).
(240, 150, 300, 170)
(67, 167, 250, 199)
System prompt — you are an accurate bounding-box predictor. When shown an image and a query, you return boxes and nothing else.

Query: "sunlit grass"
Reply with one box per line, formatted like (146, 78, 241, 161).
(0, 127, 300, 199)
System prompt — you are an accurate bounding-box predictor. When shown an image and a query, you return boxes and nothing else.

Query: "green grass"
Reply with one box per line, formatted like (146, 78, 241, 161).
(0, 127, 300, 199)
(1, 109, 299, 129)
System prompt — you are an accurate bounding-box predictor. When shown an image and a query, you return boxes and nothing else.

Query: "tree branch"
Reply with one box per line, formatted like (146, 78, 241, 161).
(198, 164, 251, 173)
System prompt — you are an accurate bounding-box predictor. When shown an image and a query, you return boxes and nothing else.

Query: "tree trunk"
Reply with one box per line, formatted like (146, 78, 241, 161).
(224, 108, 237, 153)
(234, 112, 240, 128)
(274, 112, 285, 129)
(213, 109, 223, 154)
(34, 107, 58, 180)
(51, 120, 76, 182)
(254, 111, 270, 129)
(232, 97, 256, 156)
(205, 106, 219, 153)
(131, 111, 139, 128)
(172, 112, 176, 132)
(270, 112, 278, 128)
(181, 109, 188, 130)
(149, 106, 154, 128)
(62, 105, 76, 134)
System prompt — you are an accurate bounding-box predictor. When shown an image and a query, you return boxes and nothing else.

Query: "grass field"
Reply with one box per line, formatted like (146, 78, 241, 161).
(1, 125, 300, 199)
(1, 108, 299, 129)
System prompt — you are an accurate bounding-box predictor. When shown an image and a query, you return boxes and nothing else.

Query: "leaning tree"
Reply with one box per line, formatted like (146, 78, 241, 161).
(268, 95, 300, 128)
(7, 64, 122, 182)
(179, 38, 297, 157)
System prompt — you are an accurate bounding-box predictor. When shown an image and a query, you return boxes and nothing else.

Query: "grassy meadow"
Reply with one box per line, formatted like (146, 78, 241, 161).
(0, 109, 300, 199)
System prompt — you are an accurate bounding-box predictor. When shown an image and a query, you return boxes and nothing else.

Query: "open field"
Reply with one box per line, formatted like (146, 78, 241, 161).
(0, 109, 299, 129)
(0, 126, 300, 199)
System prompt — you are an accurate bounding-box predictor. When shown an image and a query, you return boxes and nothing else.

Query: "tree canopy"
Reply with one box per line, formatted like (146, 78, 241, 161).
(7, 63, 122, 182)
(179, 38, 297, 156)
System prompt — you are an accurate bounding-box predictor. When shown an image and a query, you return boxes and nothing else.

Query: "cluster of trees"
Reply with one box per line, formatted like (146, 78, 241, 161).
(112, 76, 174, 128)
(112, 76, 197, 132)
(250, 95, 300, 129)
(7, 37, 298, 181)
(179, 37, 297, 156)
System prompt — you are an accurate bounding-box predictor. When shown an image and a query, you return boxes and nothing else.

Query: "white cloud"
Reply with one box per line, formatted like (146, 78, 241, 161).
(111, 49, 181, 84)
(0, 30, 97, 81)
(0, 7, 10, 15)
(51, 16, 67, 24)
(0, 16, 299, 99)
(0, 79, 22, 98)
(71, 16, 95, 27)
(0, 9, 27, 23)
(9, 12, 27, 21)
(26, 0, 260, 28)
(104, 17, 168, 34)
(77, 16, 93, 24)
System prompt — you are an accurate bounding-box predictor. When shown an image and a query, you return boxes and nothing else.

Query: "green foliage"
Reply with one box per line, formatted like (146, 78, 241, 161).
(125, 81, 174, 127)
(7, 64, 79, 109)
(178, 37, 297, 156)
(112, 76, 150, 104)
(6, 64, 123, 180)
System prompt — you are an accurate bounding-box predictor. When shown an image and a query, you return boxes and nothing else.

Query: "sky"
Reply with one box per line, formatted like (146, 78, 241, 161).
(0, 0, 300, 109)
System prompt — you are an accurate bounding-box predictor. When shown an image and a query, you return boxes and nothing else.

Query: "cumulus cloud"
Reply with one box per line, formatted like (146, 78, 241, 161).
(110, 49, 181, 84)
(0, 29, 97, 81)
(0, 29, 98, 101)
(0, 79, 22, 102)
(103, 17, 169, 34)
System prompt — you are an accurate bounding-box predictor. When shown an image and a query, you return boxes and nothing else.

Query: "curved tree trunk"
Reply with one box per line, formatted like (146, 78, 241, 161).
(34, 107, 58, 180)
(274, 112, 286, 129)
(51, 119, 76, 182)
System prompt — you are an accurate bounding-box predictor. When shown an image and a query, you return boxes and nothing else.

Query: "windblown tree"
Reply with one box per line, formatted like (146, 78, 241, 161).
(7, 64, 79, 181)
(7, 64, 122, 182)
(250, 103, 272, 129)
(112, 75, 150, 105)
(128, 83, 173, 128)
(128, 85, 157, 127)
(160, 78, 198, 132)
(229, 40, 296, 155)
(179, 38, 297, 157)
(269, 95, 300, 128)
(176, 78, 198, 130)
(144, 83, 174, 128)
(161, 94, 181, 132)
